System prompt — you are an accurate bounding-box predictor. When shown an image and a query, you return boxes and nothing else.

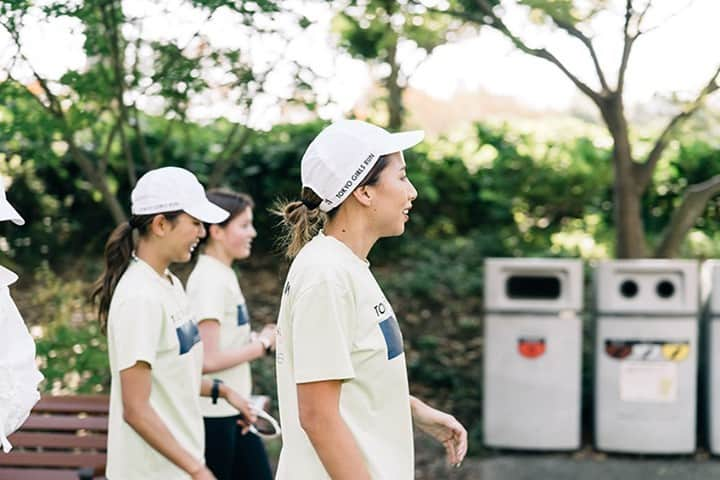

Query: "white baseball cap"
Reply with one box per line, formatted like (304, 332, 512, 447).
(301, 120, 424, 212)
(131, 167, 229, 223)
(0, 184, 24, 226)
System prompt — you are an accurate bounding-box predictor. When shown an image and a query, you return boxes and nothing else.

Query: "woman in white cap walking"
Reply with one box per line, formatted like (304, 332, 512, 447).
(274, 120, 468, 479)
(0, 186, 43, 453)
(186, 189, 275, 480)
(91, 167, 255, 480)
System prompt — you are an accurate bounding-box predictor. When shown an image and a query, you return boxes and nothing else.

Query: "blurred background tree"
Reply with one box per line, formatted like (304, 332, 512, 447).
(332, 0, 460, 128)
(421, 0, 720, 258)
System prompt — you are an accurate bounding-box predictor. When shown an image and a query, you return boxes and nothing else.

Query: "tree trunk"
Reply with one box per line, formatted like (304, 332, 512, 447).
(67, 139, 127, 224)
(600, 96, 647, 258)
(386, 35, 404, 130)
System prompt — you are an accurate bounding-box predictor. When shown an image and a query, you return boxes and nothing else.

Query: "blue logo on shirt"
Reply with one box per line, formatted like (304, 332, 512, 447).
(176, 320, 201, 355)
(237, 304, 250, 326)
(379, 316, 404, 360)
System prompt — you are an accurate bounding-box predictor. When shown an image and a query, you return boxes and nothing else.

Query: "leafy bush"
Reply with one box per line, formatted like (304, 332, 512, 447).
(17, 263, 109, 394)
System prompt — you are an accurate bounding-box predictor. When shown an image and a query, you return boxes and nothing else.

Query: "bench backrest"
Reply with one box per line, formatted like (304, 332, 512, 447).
(0, 395, 109, 480)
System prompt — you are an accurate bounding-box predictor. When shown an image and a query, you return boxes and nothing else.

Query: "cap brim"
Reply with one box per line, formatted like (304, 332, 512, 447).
(184, 200, 229, 224)
(0, 202, 25, 226)
(0, 265, 18, 287)
(377, 130, 424, 156)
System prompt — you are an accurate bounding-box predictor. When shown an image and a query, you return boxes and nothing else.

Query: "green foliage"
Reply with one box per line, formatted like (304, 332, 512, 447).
(23, 264, 109, 394)
(333, 0, 460, 127)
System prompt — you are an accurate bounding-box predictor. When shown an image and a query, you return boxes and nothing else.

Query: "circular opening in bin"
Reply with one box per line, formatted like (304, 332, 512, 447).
(656, 280, 675, 298)
(619, 279, 638, 298)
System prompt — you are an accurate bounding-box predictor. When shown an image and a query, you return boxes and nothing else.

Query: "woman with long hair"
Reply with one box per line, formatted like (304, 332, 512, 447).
(186, 189, 275, 480)
(273, 120, 468, 479)
(92, 167, 255, 480)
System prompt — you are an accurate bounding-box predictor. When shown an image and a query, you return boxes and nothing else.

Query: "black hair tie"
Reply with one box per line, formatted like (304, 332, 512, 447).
(301, 198, 319, 210)
(128, 217, 139, 229)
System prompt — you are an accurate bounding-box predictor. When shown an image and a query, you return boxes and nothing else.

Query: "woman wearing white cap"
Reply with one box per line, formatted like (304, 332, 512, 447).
(0, 187, 43, 453)
(274, 120, 468, 479)
(91, 167, 256, 480)
(186, 189, 275, 480)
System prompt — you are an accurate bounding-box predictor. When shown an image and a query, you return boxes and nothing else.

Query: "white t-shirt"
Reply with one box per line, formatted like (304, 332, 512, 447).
(187, 254, 252, 417)
(106, 257, 204, 480)
(275, 232, 414, 480)
(0, 265, 42, 453)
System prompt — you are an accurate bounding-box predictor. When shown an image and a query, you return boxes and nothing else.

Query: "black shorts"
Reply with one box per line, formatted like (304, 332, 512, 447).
(204, 415, 273, 480)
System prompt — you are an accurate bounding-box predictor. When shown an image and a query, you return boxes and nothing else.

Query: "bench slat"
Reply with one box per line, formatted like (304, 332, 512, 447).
(0, 468, 107, 480)
(33, 397, 109, 415)
(0, 452, 105, 469)
(8, 432, 107, 450)
(21, 416, 108, 432)
(0, 468, 80, 480)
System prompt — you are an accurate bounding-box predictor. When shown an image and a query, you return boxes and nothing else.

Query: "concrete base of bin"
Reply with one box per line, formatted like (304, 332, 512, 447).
(484, 313, 581, 450)
(595, 316, 697, 454)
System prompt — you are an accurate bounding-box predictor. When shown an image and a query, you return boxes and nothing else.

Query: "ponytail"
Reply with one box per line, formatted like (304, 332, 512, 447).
(273, 155, 393, 259)
(91, 221, 134, 332)
(91, 211, 182, 332)
(273, 187, 326, 259)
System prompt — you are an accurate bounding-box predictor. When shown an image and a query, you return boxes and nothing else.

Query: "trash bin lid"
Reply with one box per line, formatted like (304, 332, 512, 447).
(484, 258, 583, 312)
(594, 259, 699, 315)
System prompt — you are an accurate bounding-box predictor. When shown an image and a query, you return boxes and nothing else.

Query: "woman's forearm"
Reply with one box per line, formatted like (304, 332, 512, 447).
(297, 380, 371, 480)
(123, 400, 204, 475)
(202, 340, 265, 374)
(301, 410, 371, 480)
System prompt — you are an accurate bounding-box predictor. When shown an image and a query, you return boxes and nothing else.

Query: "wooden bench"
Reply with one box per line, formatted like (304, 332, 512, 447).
(0, 393, 272, 479)
(0, 395, 108, 480)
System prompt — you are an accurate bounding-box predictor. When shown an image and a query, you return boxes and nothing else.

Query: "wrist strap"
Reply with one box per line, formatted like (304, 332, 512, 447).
(211, 378, 223, 405)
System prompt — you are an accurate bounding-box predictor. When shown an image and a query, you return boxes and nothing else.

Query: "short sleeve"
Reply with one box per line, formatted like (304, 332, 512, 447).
(108, 295, 164, 372)
(292, 280, 356, 383)
(187, 275, 226, 324)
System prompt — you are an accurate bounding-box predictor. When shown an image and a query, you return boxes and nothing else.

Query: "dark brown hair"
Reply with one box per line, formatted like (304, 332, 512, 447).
(274, 154, 391, 258)
(197, 189, 255, 250)
(91, 211, 182, 332)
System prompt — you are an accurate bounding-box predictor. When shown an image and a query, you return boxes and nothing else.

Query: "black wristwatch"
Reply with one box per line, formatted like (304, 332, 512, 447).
(211, 378, 223, 404)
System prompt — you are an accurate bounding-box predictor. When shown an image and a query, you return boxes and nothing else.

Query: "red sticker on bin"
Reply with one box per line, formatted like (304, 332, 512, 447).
(604, 340, 632, 360)
(518, 337, 546, 358)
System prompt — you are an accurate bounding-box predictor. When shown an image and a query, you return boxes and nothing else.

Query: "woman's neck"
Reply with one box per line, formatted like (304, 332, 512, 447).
(135, 240, 171, 278)
(323, 209, 377, 261)
(203, 241, 233, 267)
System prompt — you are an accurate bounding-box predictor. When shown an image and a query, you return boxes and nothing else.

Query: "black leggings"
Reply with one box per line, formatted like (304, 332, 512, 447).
(204, 415, 273, 480)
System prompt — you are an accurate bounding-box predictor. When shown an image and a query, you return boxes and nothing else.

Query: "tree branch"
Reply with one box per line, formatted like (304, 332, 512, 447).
(545, 13, 610, 93)
(439, 0, 603, 105)
(207, 125, 254, 188)
(655, 175, 720, 258)
(99, 119, 121, 177)
(634, 63, 720, 190)
(617, 0, 639, 95)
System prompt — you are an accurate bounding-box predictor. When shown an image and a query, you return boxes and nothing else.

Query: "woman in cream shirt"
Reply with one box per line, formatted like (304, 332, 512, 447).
(274, 120, 468, 479)
(91, 167, 255, 480)
(187, 189, 275, 480)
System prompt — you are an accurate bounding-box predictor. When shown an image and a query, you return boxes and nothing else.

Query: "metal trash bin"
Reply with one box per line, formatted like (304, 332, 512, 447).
(702, 260, 720, 455)
(483, 258, 583, 450)
(594, 260, 699, 454)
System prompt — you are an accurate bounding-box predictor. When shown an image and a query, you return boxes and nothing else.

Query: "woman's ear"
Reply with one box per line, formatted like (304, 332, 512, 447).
(352, 185, 373, 207)
(149, 214, 169, 237)
(208, 223, 223, 241)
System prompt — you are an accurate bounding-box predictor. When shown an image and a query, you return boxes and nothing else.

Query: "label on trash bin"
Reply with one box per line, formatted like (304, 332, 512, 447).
(605, 339, 690, 362)
(517, 336, 545, 359)
(619, 361, 678, 403)
(661, 342, 690, 362)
